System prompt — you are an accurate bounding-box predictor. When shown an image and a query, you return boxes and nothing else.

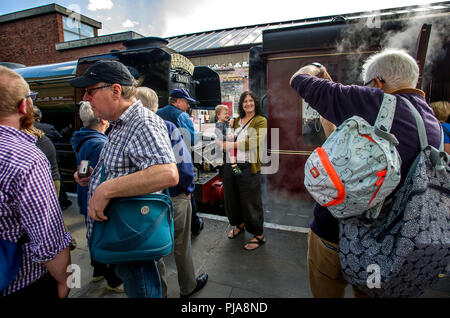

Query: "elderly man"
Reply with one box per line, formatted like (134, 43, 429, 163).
(289, 49, 441, 298)
(70, 60, 178, 298)
(157, 88, 204, 236)
(157, 88, 200, 146)
(0, 66, 72, 297)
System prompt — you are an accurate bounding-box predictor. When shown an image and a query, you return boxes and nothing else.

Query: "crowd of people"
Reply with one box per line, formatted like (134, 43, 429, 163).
(0, 47, 448, 298)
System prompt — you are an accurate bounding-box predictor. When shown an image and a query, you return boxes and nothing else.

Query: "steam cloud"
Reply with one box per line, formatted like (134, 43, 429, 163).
(335, 7, 450, 84)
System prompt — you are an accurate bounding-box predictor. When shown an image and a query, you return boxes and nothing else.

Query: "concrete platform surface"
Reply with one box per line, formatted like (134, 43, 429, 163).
(63, 196, 449, 299)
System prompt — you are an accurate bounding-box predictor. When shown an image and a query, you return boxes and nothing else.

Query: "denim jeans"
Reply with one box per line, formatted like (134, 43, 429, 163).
(115, 261, 162, 298)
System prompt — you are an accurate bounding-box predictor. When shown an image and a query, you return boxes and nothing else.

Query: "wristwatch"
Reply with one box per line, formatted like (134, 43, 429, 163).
(307, 62, 324, 77)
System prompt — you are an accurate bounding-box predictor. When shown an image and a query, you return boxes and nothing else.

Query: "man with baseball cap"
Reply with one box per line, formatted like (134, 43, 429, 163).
(71, 60, 179, 298)
(157, 88, 201, 147)
(157, 88, 205, 236)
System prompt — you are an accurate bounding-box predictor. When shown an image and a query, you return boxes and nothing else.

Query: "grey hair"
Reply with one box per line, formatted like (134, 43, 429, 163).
(169, 97, 180, 105)
(361, 49, 419, 91)
(98, 80, 137, 100)
(136, 86, 159, 112)
(79, 101, 101, 128)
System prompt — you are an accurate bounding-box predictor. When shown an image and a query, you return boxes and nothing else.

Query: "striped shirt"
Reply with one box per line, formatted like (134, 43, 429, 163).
(86, 101, 176, 238)
(0, 125, 72, 295)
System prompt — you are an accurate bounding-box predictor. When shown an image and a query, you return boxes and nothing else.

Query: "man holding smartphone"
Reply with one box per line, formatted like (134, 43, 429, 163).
(71, 101, 123, 292)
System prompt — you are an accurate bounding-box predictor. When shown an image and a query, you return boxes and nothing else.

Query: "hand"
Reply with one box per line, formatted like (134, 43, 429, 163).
(222, 141, 235, 151)
(88, 182, 110, 222)
(289, 65, 321, 86)
(74, 166, 93, 186)
(57, 281, 70, 298)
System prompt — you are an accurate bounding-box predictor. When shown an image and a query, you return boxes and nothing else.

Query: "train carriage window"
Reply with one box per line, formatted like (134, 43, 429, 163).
(302, 99, 326, 146)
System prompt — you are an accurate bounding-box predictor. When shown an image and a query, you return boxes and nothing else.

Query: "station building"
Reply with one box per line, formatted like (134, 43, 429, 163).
(1, 2, 449, 118)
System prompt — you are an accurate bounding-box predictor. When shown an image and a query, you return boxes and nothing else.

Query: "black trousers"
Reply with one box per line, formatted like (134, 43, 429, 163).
(91, 259, 122, 288)
(5, 272, 58, 298)
(222, 163, 264, 236)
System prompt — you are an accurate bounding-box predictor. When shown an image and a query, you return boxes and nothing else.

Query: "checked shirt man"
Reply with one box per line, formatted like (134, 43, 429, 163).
(71, 60, 178, 298)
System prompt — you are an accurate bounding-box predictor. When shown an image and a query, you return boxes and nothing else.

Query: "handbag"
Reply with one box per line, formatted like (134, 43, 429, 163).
(89, 162, 174, 264)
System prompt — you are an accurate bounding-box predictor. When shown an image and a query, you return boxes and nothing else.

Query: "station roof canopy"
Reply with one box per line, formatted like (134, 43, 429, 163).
(15, 60, 77, 81)
(165, 1, 450, 55)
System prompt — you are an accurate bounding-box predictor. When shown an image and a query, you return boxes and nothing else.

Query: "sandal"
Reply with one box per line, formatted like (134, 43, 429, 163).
(228, 225, 245, 239)
(243, 235, 265, 251)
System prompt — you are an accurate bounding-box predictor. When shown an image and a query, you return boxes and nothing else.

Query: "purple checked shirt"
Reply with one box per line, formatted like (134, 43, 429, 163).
(0, 125, 72, 295)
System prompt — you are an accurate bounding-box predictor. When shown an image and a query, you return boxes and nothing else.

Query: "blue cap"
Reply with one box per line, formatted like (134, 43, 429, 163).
(169, 88, 197, 103)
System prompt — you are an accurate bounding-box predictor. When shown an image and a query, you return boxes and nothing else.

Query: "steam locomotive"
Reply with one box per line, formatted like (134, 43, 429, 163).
(15, 37, 222, 205)
(248, 4, 449, 227)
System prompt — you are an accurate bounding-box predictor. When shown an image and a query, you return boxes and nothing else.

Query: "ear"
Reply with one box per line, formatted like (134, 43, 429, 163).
(17, 98, 28, 115)
(373, 77, 384, 89)
(111, 84, 122, 99)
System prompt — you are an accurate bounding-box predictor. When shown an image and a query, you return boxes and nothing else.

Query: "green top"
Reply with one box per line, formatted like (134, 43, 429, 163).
(232, 115, 267, 174)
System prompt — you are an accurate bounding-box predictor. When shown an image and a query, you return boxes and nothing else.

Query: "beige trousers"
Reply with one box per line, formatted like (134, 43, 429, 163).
(157, 193, 197, 297)
(307, 229, 369, 298)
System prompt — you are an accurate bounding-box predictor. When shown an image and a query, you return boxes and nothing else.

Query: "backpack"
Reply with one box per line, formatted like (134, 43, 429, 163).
(339, 96, 450, 298)
(0, 234, 28, 292)
(304, 93, 402, 219)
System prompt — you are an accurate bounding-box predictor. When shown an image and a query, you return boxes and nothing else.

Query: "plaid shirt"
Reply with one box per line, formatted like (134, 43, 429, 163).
(0, 125, 72, 295)
(86, 101, 176, 239)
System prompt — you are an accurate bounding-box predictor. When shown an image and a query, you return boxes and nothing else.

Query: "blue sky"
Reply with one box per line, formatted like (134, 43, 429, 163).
(0, 0, 439, 37)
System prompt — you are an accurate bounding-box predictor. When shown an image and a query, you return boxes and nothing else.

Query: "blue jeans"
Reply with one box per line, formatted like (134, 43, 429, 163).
(115, 261, 162, 298)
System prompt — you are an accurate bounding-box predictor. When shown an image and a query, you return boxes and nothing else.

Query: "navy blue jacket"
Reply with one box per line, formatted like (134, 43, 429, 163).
(165, 121, 195, 197)
(70, 127, 108, 216)
(157, 104, 200, 146)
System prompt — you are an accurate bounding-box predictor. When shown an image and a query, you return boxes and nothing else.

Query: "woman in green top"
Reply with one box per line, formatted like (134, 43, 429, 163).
(222, 91, 267, 251)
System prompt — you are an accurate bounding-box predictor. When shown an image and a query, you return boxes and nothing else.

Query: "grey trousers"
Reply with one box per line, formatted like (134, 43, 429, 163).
(222, 163, 264, 236)
(157, 193, 197, 296)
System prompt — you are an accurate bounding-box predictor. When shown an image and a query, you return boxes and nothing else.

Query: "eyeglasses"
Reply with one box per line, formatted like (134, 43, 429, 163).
(18, 91, 38, 107)
(26, 91, 38, 102)
(364, 76, 386, 87)
(84, 85, 112, 96)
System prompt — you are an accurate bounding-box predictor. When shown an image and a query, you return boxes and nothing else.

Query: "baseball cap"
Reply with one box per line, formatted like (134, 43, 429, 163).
(169, 88, 197, 103)
(69, 60, 135, 88)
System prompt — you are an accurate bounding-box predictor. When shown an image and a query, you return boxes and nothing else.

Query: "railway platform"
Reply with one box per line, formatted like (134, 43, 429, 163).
(64, 195, 450, 299)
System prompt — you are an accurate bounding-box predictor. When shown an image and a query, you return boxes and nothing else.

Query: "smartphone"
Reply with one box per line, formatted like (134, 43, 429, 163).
(78, 160, 91, 178)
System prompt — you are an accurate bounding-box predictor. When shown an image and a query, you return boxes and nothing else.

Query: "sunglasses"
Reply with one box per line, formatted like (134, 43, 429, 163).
(84, 85, 112, 96)
(364, 76, 386, 87)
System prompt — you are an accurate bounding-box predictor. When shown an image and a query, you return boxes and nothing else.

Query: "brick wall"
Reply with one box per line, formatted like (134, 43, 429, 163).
(0, 13, 124, 67)
(0, 13, 61, 66)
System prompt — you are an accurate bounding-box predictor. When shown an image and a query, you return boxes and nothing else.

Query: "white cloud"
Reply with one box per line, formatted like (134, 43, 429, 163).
(88, 0, 114, 12)
(94, 0, 437, 38)
(122, 19, 139, 28)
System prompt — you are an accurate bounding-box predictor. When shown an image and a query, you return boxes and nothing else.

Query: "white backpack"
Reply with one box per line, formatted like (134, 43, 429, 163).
(304, 93, 402, 219)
